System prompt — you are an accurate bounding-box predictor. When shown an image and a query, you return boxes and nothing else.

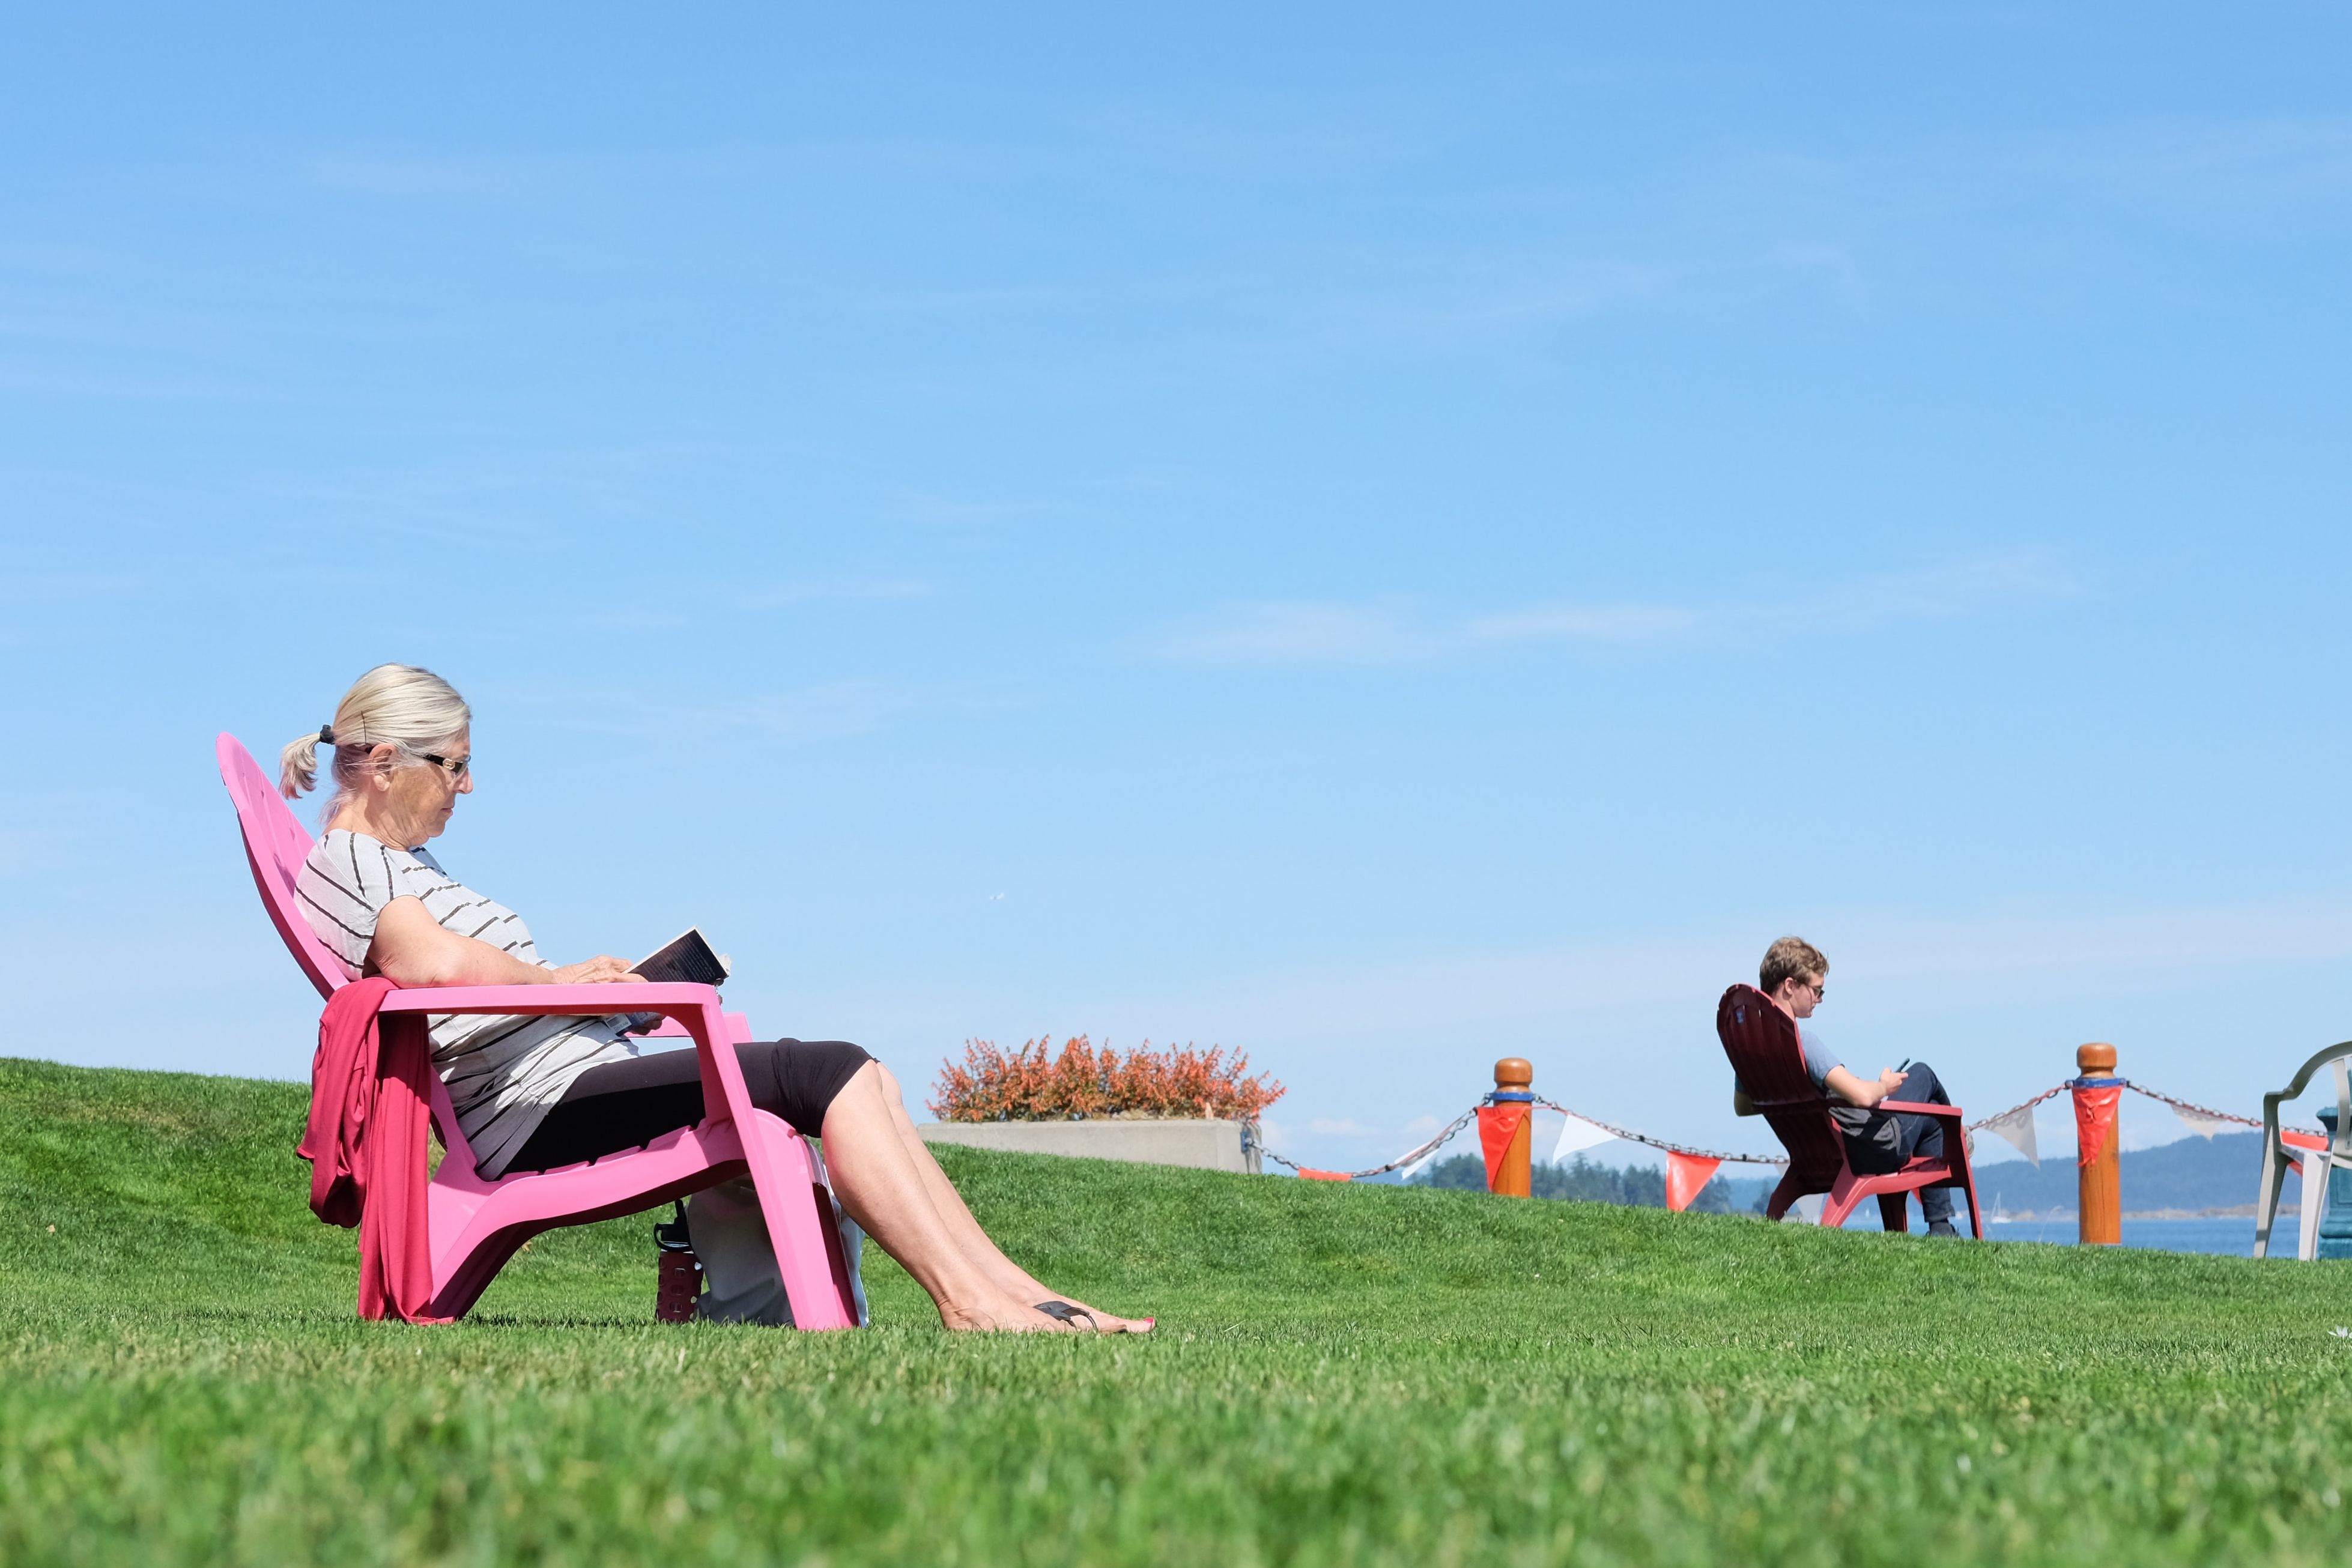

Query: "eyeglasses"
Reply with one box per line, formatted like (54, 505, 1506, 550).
(420, 752, 471, 779)
(1804, 979, 1826, 999)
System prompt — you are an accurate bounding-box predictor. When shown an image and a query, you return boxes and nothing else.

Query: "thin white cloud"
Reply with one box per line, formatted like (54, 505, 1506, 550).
(0, 565, 384, 607)
(1172, 895, 2352, 1047)
(1253, 1112, 1295, 1158)
(674, 680, 930, 743)
(0, 365, 255, 404)
(729, 578, 935, 611)
(293, 139, 1016, 204)
(1132, 114, 2352, 374)
(1797, 554, 2076, 631)
(1465, 602, 1702, 646)
(0, 572, 155, 604)
(1309, 1118, 1377, 1136)
(1155, 600, 1437, 666)
(541, 677, 1030, 746)
(2008, 117, 2352, 219)
(1153, 554, 2074, 668)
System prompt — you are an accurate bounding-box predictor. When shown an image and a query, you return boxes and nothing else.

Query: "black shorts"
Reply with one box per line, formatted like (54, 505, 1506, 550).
(504, 1038, 872, 1174)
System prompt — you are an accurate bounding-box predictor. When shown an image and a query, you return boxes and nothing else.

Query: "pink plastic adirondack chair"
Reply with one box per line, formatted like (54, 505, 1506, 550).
(1715, 984, 1983, 1237)
(217, 733, 862, 1327)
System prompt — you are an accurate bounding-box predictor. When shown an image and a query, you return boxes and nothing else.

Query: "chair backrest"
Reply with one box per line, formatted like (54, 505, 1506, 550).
(1715, 984, 1843, 1180)
(217, 733, 349, 1002)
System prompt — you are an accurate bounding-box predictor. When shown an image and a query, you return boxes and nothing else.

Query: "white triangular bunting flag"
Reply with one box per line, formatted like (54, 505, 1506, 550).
(1551, 1112, 1617, 1163)
(1978, 1104, 2040, 1167)
(1396, 1133, 1458, 1183)
(2171, 1105, 2235, 1141)
(1527, 1108, 1568, 1166)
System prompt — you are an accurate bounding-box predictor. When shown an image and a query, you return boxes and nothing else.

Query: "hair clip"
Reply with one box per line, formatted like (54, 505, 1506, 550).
(318, 725, 335, 745)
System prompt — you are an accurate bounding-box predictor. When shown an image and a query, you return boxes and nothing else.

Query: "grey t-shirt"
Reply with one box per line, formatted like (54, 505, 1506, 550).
(1799, 1025, 1897, 1149)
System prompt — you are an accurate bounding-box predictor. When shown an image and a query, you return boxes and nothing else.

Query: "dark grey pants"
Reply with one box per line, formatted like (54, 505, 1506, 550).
(506, 1038, 872, 1173)
(1844, 1061, 1956, 1224)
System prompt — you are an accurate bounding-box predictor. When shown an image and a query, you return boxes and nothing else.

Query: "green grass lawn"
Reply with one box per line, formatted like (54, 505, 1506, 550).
(6, 1054, 2352, 1566)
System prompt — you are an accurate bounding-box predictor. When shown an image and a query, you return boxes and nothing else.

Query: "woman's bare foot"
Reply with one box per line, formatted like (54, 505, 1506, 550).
(1037, 1295, 1154, 1333)
(938, 1295, 1090, 1333)
(977, 1259, 1154, 1334)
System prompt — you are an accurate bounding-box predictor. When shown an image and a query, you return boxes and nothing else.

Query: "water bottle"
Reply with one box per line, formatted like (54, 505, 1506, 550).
(654, 1200, 702, 1324)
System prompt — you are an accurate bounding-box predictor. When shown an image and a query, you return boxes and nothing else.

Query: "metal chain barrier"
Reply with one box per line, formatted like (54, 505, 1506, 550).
(1530, 1096, 1784, 1166)
(1255, 1077, 2269, 1182)
(1256, 1106, 1480, 1181)
(1965, 1080, 2266, 1132)
(2121, 1081, 2261, 1128)
(1963, 1084, 2068, 1133)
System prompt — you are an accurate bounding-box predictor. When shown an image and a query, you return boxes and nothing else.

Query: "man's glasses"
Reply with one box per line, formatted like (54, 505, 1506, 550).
(420, 752, 471, 779)
(1805, 979, 1826, 999)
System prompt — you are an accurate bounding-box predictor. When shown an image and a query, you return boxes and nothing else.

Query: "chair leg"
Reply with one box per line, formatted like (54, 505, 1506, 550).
(2257, 1136, 2287, 1259)
(739, 1112, 859, 1330)
(1821, 1175, 1863, 1230)
(426, 1228, 536, 1322)
(2302, 1155, 2333, 1263)
(1765, 1170, 1808, 1222)
(1877, 1192, 1910, 1233)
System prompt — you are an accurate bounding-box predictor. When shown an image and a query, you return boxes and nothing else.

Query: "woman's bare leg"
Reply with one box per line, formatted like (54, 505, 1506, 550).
(819, 1064, 1075, 1332)
(868, 1062, 1154, 1333)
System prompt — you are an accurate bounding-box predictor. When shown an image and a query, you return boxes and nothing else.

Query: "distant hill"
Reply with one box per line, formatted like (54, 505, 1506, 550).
(1727, 1133, 2296, 1218)
(1416, 1132, 2301, 1220)
(1410, 1152, 1744, 1211)
(1969, 1131, 2291, 1217)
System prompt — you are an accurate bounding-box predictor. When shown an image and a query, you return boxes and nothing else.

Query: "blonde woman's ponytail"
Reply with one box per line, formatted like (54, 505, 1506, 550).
(285, 666, 471, 817)
(280, 728, 326, 799)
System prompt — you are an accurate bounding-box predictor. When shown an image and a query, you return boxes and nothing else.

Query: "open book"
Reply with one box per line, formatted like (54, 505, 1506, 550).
(631, 927, 732, 988)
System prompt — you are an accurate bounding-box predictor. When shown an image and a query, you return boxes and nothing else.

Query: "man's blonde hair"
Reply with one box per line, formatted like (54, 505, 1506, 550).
(1759, 936, 1828, 994)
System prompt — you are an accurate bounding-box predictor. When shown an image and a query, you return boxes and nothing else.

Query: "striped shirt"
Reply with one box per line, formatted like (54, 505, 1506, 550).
(295, 829, 639, 1175)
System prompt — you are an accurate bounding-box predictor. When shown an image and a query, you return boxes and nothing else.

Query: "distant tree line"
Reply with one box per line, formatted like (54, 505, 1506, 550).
(1407, 1152, 1737, 1212)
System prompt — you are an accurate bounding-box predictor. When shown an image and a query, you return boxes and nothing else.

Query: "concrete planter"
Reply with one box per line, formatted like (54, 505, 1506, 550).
(917, 1118, 1261, 1175)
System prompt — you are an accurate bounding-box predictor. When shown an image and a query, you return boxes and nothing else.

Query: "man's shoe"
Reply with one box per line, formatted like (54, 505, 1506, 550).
(1926, 1220, 1960, 1238)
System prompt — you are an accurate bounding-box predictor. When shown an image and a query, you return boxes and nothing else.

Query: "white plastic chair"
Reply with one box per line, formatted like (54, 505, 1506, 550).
(2254, 1040, 2352, 1261)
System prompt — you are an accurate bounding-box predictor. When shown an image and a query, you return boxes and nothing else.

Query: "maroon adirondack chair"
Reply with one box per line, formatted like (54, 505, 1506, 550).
(1715, 984, 1981, 1236)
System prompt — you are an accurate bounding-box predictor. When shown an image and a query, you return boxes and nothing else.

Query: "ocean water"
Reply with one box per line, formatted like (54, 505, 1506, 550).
(1978, 1215, 2260, 1256)
(1838, 1214, 2263, 1256)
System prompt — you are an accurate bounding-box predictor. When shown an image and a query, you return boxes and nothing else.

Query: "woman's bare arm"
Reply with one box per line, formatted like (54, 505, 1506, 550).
(366, 896, 647, 990)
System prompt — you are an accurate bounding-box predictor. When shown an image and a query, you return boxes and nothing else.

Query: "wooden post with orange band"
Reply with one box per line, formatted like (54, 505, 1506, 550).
(1490, 1058, 1534, 1198)
(2075, 1042, 2123, 1246)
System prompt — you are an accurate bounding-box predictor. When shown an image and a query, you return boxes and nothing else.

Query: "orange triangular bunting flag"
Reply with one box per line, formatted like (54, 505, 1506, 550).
(2073, 1085, 2122, 1167)
(1665, 1151, 1721, 1212)
(1477, 1103, 1529, 1192)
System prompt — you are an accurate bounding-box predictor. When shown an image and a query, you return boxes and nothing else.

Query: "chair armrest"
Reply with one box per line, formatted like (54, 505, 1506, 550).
(2263, 1040, 2352, 1124)
(1746, 1093, 1832, 1112)
(637, 1011, 753, 1044)
(1876, 1099, 1963, 1119)
(374, 981, 724, 1018)
(375, 983, 742, 1124)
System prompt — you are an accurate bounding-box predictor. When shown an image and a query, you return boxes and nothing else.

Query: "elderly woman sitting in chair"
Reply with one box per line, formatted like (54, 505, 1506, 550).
(283, 662, 1149, 1334)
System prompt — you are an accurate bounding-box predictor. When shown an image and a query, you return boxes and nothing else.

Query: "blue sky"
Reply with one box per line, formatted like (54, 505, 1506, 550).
(5, 5, 2350, 1176)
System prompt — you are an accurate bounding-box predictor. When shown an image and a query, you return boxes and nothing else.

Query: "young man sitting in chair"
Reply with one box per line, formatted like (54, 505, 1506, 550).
(1741, 936, 1963, 1238)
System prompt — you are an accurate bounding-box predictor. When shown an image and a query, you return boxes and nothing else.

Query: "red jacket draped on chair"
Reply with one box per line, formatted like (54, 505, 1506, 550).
(297, 977, 449, 1324)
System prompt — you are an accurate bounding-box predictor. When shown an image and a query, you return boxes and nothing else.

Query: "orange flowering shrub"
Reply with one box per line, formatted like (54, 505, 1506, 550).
(929, 1035, 1287, 1123)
